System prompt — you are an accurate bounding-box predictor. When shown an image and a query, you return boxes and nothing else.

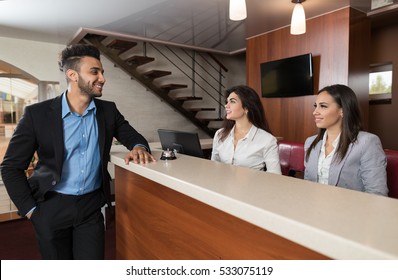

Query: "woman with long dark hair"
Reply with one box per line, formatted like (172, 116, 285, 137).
(211, 85, 281, 173)
(304, 84, 388, 195)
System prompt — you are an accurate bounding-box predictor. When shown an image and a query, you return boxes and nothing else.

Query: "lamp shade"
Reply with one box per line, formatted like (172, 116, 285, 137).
(290, 3, 306, 35)
(229, 0, 247, 21)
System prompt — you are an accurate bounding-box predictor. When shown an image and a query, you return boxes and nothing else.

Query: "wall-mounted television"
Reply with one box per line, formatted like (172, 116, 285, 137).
(260, 53, 314, 98)
(157, 129, 204, 158)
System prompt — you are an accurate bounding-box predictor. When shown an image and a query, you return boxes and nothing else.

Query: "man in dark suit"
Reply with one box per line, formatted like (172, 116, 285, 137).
(0, 44, 156, 259)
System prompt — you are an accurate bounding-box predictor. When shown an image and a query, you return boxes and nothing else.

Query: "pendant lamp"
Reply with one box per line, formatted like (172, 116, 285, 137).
(290, 0, 306, 35)
(229, 0, 247, 21)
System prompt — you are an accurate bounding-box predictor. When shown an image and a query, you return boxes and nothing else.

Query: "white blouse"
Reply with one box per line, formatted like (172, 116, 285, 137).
(317, 132, 340, 184)
(211, 125, 281, 174)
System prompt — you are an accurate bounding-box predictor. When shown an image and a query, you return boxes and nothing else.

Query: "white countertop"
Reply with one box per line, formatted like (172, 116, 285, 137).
(110, 147, 398, 260)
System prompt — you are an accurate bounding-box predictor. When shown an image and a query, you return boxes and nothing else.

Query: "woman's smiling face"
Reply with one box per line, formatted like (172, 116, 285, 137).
(313, 91, 343, 131)
(225, 92, 247, 121)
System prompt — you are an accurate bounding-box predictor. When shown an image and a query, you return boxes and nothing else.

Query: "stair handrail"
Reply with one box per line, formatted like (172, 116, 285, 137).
(149, 43, 226, 106)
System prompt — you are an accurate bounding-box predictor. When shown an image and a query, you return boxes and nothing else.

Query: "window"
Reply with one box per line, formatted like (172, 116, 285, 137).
(371, 0, 394, 10)
(369, 63, 393, 104)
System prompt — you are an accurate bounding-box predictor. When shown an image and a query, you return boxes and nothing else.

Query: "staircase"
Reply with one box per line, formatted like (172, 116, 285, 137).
(82, 34, 226, 137)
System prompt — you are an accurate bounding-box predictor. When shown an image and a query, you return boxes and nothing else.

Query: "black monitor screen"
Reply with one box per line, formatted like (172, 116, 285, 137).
(261, 53, 314, 98)
(157, 129, 204, 158)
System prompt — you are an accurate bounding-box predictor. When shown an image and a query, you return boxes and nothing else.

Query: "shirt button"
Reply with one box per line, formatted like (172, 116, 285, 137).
(51, 180, 56, 186)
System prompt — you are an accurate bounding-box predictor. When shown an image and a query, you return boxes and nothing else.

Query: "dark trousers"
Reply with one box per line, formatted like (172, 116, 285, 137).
(30, 189, 106, 260)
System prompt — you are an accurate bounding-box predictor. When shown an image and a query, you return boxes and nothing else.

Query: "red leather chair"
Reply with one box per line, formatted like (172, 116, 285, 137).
(278, 140, 305, 177)
(385, 149, 398, 199)
(278, 143, 397, 196)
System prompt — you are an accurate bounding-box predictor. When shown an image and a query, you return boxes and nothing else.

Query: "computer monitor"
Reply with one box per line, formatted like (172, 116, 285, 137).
(157, 129, 204, 158)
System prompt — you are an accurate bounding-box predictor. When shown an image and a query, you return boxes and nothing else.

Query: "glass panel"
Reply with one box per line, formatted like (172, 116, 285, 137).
(371, 0, 394, 10)
(0, 77, 38, 216)
(369, 63, 393, 102)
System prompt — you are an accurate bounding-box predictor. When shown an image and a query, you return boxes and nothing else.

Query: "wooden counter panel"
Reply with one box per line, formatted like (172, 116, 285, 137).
(114, 166, 329, 260)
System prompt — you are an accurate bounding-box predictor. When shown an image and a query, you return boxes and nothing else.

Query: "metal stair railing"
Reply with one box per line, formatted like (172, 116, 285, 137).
(83, 34, 228, 136)
(149, 43, 226, 108)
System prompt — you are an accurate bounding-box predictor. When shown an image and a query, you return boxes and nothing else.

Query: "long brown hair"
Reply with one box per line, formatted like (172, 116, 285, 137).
(218, 85, 271, 142)
(305, 84, 363, 162)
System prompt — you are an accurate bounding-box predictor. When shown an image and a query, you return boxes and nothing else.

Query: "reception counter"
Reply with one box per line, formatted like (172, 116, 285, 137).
(110, 148, 398, 260)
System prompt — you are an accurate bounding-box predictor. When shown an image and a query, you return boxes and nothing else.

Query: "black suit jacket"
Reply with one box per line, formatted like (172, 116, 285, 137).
(1, 93, 150, 216)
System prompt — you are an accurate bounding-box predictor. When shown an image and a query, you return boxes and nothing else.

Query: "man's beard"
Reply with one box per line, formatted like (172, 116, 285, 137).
(77, 75, 102, 98)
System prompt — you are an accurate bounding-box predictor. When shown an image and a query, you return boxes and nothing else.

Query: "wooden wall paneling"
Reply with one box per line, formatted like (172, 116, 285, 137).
(312, 9, 350, 87)
(114, 166, 329, 260)
(348, 8, 371, 128)
(369, 22, 398, 150)
(247, 8, 358, 142)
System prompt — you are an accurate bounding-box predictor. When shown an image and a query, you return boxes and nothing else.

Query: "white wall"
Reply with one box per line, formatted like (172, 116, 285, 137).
(0, 37, 246, 142)
(0, 37, 63, 81)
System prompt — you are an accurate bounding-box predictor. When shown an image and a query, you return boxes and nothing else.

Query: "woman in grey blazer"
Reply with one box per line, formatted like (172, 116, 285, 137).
(304, 84, 388, 196)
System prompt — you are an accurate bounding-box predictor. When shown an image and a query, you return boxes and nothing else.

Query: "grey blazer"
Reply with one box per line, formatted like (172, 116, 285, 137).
(304, 131, 388, 196)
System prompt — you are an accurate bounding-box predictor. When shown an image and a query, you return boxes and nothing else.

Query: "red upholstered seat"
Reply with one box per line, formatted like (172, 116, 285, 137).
(278, 140, 305, 177)
(277, 142, 397, 197)
(385, 149, 398, 199)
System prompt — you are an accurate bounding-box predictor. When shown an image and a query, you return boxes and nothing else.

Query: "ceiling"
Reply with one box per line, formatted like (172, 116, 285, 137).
(1, 0, 392, 54)
(1, 0, 398, 82)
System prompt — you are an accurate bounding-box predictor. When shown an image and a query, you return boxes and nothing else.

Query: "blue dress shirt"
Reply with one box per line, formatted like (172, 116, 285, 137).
(52, 92, 101, 195)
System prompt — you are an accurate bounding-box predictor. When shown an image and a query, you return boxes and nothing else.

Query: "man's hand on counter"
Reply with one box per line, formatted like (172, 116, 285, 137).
(124, 146, 156, 165)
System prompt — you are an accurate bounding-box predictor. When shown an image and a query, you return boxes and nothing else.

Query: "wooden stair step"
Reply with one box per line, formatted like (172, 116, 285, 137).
(197, 117, 223, 121)
(83, 34, 217, 138)
(173, 96, 203, 102)
(106, 39, 137, 54)
(197, 118, 222, 126)
(196, 117, 222, 125)
(86, 34, 107, 42)
(125, 55, 155, 67)
(143, 70, 172, 80)
(160, 84, 188, 91)
(186, 108, 216, 112)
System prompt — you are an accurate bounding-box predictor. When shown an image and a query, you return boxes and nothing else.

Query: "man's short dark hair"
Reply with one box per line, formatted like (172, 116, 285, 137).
(58, 44, 101, 72)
